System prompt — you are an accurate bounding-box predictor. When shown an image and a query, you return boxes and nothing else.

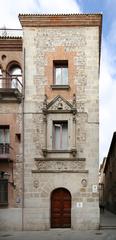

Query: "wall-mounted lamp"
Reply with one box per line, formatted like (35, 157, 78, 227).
(4, 172, 10, 180)
(0, 171, 9, 179)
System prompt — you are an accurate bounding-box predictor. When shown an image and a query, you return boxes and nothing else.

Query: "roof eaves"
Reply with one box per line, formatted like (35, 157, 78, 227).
(0, 36, 22, 39)
(18, 13, 102, 16)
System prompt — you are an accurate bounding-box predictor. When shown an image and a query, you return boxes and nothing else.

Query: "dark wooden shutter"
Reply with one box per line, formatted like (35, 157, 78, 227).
(0, 179, 8, 205)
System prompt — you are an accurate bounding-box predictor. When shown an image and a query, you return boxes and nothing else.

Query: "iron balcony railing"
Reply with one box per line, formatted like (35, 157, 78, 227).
(0, 77, 23, 93)
(0, 28, 23, 37)
(0, 144, 10, 154)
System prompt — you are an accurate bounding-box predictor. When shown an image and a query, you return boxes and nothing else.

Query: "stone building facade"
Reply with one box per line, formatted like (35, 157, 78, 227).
(0, 14, 102, 230)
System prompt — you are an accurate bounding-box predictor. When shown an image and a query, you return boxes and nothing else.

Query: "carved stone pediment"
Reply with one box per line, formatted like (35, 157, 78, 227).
(43, 95, 77, 114)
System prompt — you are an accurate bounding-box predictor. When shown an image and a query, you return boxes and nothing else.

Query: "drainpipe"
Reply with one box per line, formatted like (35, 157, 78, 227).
(22, 47, 25, 231)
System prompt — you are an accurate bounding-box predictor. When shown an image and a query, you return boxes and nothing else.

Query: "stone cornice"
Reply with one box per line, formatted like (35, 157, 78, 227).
(0, 38, 22, 51)
(19, 14, 102, 28)
(35, 157, 86, 161)
(32, 170, 88, 173)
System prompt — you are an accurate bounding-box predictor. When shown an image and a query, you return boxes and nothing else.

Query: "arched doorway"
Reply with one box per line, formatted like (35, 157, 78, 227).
(51, 188, 71, 228)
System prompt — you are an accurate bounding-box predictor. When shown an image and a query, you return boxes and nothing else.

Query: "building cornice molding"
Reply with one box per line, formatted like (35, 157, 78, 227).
(0, 38, 22, 51)
(19, 13, 102, 28)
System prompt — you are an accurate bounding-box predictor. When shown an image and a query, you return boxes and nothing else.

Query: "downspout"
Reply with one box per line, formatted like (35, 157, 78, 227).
(22, 47, 25, 231)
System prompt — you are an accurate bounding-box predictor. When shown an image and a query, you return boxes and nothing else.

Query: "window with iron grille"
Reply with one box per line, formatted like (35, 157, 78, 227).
(0, 126, 10, 154)
(53, 121, 68, 150)
(53, 61, 68, 85)
(0, 179, 8, 205)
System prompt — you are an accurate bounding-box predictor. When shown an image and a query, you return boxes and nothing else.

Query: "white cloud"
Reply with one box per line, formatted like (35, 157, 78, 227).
(0, 0, 38, 28)
(37, 0, 81, 14)
(0, 0, 81, 28)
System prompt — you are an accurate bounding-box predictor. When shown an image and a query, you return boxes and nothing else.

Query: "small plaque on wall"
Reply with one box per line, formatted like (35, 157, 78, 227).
(76, 202, 83, 208)
(92, 185, 98, 193)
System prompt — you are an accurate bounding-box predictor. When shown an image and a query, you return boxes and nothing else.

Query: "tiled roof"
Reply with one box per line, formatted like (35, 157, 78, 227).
(18, 13, 102, 16)
(0, 36, 22, 39)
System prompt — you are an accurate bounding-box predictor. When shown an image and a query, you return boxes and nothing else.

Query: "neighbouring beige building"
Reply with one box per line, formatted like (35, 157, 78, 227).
(100, 132, 116, 214)
(99, 157, 106, 208)
(0, 14, 102, 230)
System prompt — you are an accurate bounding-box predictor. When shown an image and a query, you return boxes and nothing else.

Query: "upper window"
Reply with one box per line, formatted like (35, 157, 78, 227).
(8, 64, 22, 89)
(53, 121, 68, 150)
(7, 63, 22, 91)
(53, 61, 68, 85)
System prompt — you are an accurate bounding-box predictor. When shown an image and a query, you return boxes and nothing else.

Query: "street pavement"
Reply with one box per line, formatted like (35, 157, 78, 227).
(0, 229, 116, 240)
(101, 209, 116, 228)
(0, 210, 116, 240)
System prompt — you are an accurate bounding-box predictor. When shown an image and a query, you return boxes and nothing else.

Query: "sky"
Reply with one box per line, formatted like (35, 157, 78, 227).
(0, 0, 116, 164)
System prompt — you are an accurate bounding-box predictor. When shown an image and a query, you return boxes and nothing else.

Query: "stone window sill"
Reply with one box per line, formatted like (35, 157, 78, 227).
(42, 148, 77, 157)
(50, 85, 70, 90)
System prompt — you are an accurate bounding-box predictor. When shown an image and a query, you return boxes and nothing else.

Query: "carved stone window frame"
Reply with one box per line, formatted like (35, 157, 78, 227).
(42, 94, 77, 158)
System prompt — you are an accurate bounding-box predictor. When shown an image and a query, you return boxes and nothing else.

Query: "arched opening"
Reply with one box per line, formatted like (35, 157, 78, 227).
(7, 62, 22, 90)
(51, 188, 71, 228)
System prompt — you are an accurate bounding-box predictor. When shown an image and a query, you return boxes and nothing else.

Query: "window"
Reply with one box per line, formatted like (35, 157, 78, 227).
(0, 126, 10, 154)
(10, 66, 22, 89)
(0, 179, 8, 205)
(7, 63, 22, 91)
(15, 133, 21, 143)
(0, 68, 2, 88)
(53, 121, 68, 150)
(54, 61, 68, 85)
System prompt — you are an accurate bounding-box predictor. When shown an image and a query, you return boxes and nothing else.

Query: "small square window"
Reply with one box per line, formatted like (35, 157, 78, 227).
(15, 133, 21, 143)
(53, 61, 68, 85)
(53, 121, 68, 150)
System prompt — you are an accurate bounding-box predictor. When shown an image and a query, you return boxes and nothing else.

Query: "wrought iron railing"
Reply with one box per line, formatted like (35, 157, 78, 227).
(0, 28, 23, 37)
(0, 77, 23, 93)
(0, 144, 10, 154)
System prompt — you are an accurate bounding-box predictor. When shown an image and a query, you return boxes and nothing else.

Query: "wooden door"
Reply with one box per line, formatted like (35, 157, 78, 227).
(51, 188, 71, 228)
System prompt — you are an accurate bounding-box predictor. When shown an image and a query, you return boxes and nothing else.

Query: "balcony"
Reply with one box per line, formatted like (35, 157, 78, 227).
(0, 28, 23, 38)
(0, 143, 10, 160)
(0, 77, 23, 102)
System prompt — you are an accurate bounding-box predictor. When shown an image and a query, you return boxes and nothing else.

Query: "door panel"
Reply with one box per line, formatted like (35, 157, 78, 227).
(51, 188, 71, 228)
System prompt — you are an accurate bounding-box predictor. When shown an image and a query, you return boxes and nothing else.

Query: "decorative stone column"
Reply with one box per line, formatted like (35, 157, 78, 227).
(71, 94, 77, 157)
(42, 94, 47, 157)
